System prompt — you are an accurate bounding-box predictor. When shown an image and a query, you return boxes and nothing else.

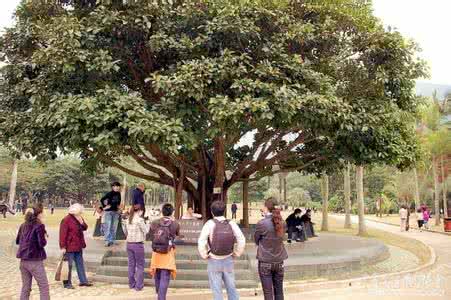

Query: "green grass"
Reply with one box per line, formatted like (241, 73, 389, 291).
(0, 208, 97, 231)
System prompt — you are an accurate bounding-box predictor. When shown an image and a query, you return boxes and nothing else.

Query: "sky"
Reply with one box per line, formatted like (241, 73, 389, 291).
(0, 0, 449, 85)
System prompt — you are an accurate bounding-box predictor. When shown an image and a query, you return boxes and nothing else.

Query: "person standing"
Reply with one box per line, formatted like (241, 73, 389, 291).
(122, 204, 150, 291)
(198, 200, 245, 300)
(285, 208, 302, 243)
(399, 205, 408, 232)
(416, 208, 424, 232)
(423, 208, 430, 230)
(16, 200, 22, 213)
(132, 183, 146, 215)
(231, 202, 238, 219)
(254, 198, 288, 300)
(100, 182, 122, 247)
(49, 202, 54, 215)
(59, 203, 93, 289)
(16, 204, 50, 300)
(149, 203, 180, 300)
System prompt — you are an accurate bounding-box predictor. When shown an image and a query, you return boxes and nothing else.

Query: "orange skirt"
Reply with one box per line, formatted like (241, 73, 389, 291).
(149, 248, 177, 280)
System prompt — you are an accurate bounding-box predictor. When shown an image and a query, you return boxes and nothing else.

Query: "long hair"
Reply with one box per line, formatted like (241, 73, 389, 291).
(129, 204, 143, 224)
(264, 197, 284, 238)
(25, 204, 43, 225)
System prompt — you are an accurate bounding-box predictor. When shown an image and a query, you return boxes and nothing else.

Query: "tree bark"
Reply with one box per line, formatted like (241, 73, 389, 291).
(242, 178, 249, 228)
(8, 159, 18, 209)
(432, 156, 440, 225)
(174, 166, 184, 219)
(321, 174, 329, 231)
(356, 165, 367, 236)
(121, 174, 127, 210)
(413, 167, 420, 209)
(283, 175, 287, 205)
(344, 163, 352, 229)
(441, 155, 448, 218)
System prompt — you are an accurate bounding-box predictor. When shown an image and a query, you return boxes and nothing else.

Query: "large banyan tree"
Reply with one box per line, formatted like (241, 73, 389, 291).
(0, 0, 426, 218)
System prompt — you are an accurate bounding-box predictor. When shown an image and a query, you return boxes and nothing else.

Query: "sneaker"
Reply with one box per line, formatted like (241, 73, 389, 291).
(295, 239, 303, 242)
(287, 240, 292, 244)
(79, 282, 93, 287)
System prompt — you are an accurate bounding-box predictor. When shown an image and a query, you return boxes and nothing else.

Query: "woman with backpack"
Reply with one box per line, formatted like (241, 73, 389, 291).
(254, 198, 288, 300)
(122, 204, 150, 291)
(16, 204, 50, 300)
(149, 203, 180, 300)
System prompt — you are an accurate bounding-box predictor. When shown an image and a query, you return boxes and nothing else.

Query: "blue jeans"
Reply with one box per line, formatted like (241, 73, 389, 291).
(66, 251, 88, 284)
(104, 211, 119, 244)
(207, 257, 239, 300)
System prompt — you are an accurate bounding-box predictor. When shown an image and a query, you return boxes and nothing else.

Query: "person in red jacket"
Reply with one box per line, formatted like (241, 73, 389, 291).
(59, 203, 93, 289)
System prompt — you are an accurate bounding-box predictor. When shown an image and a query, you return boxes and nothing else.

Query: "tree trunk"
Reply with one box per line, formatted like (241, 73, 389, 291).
(344, 163, 352, 229)
(441, 155, 448, 218)
(242, 178, 249, 228)
(356, 165, 367, 236)
(413, 167, 421, 209)
(121, 174, 127, 210)
(283, 176, 287, 205)
(321, 174, 329, 231)
(8, 159, 18, 209)
(278, 174, 283, 202)
(432, 156, 440, 226)
(174, 167, 184, 219)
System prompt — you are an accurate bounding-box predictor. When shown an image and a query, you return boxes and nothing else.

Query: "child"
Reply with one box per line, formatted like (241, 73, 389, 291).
(122, 205, 150, 291)
(16, 204, 50, 299)
(149, 203, 180, 300)
(94, 206, 104, 237)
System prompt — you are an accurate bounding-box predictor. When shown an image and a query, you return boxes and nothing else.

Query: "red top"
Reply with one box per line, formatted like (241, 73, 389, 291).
(59, 214, 88, 252)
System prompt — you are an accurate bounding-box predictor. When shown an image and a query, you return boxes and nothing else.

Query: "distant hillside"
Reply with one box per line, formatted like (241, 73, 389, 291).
(416, 81, 451, 99)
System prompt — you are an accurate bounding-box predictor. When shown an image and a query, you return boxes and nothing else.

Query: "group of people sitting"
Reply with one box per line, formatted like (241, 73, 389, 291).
(285, 208, 317, 243)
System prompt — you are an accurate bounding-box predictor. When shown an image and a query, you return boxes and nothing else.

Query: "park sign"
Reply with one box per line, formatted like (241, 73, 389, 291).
(176, 219, 204, 245)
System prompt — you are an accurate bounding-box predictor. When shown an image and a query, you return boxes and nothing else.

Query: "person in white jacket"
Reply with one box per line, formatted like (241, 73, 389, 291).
(198, 201, 245, 300)
(122, 204, 150, 291)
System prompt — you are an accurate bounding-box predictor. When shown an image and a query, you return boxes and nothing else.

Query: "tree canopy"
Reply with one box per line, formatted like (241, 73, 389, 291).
(0, 0, 427, 215)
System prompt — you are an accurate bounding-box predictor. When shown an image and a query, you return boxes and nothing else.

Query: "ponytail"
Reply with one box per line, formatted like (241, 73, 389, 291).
(264, 197, 284, 238)
(25, 204, 43, 224)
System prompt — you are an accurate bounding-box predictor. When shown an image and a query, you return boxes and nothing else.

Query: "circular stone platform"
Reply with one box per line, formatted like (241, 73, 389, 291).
(247, 232, 389, 280)
(30, 229, 389, 288)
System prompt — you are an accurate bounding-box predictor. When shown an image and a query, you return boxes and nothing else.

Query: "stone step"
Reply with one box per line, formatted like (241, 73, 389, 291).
(93, 275, 257, 289)
(102, 257, 250, 269)
(107, 251, 249, 261)
(96, 265, 255, 281)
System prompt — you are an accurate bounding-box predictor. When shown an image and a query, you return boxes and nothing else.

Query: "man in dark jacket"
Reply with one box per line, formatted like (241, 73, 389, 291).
(132, 183, 146, 215)
(300, 209, 318, 237)
(100, 182, 122, 247)
(285, 208, 302, 243)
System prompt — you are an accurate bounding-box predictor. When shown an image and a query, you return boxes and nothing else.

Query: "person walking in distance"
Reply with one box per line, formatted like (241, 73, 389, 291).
(100, 182, 122, 247)
(399, 205, 408, 232)
(231, 202, 238, 219)
(16, 204, 50, 300)
(122, 204, 150, 291)
(149, 203, 180, 300)
(416, 208, 424, 232)
(198, 200, 246, 300)
(59, 203, 93, 288)
(254, 198, 288, 300)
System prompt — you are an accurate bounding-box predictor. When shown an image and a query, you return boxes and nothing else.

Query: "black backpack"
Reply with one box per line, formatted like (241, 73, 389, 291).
(152, 220, 173, 254)
(209, 219, 235, 256)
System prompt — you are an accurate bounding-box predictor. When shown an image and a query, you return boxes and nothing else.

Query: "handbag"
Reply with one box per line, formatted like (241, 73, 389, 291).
(54, 254, 70, 281)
